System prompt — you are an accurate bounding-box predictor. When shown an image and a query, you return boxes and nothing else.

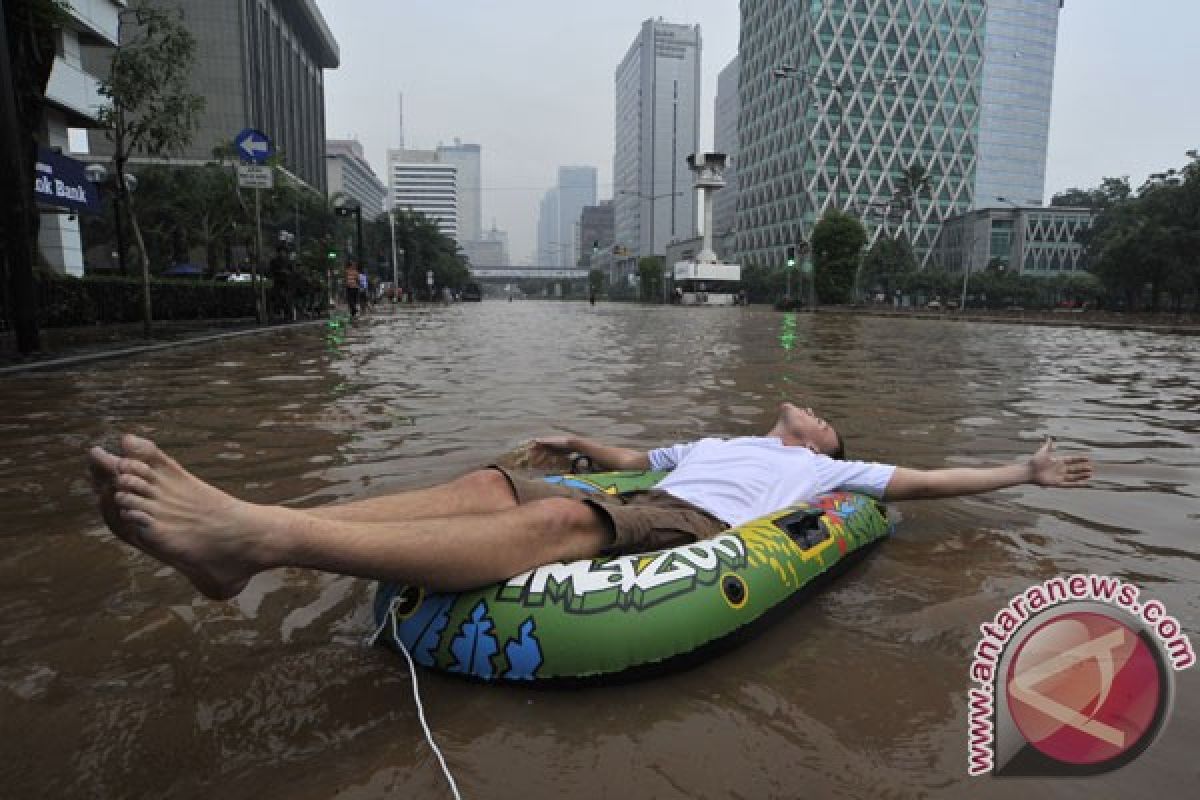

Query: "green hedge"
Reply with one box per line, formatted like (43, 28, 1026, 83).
(34, 273, 260, 327)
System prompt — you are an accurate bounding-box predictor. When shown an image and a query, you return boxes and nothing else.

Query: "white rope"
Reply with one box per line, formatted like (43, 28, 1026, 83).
(366, 597, 464, 800)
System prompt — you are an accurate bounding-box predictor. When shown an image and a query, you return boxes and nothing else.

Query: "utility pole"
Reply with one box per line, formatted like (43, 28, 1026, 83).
(0, 0, 40, 352)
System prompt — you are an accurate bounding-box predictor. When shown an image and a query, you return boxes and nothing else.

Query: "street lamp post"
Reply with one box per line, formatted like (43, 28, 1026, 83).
(388, 209, 402, 303)
(959, 222, 977, 312)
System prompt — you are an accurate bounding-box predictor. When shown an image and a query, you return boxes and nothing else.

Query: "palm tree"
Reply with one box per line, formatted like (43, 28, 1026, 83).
(894, 163, 932, 253)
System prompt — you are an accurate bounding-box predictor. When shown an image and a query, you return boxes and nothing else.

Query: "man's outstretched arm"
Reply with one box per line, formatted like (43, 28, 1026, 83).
(531, 435, 652, 471)
(883, 438, 1092, 501)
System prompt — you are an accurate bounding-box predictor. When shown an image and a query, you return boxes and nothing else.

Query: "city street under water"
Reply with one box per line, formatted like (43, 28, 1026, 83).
(1, 302, 1197, 799)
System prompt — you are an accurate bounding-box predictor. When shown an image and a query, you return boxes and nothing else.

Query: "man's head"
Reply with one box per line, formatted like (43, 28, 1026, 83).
(769, 402, 845, 458)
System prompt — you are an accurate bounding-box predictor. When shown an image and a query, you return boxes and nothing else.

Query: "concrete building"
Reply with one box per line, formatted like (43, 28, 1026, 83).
(613, 18, 701, 263)
(436, 140, 482, 242)
(326, 139, 386, 213)
(38, 0, 124, 275)
(557, 166, 598, 267)
(934, 205, 1095, 276)
(578, 201, 614, 267)
(712, 55, 740, 246)
(461, 239, 505, 269)
(88, 0, 339, 192)
(388, 148, 457, 238)
(462, 222, 510, 268)
(482, 223, 510, 264)
(737, 0, 988, 270)
(974, 0, 1063, 209)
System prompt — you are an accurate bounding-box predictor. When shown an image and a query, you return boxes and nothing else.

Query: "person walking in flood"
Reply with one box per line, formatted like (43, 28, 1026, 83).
(87, 402, 1092, 601)
(344, 262, 360, 318)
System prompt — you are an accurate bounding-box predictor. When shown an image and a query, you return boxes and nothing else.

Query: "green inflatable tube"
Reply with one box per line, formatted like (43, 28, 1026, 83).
(372, 470, 892, 684)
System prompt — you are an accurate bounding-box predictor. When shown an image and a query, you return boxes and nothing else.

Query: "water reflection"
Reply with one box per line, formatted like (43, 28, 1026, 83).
(0, 304, 1196, 798)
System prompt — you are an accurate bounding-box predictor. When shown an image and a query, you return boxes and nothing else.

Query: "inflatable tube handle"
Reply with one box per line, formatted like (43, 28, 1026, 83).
(774, 508, 829, 550)
(570, 453, 595, 474)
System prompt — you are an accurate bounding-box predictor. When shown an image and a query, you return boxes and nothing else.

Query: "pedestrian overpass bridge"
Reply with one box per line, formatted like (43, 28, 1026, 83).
(469, 268, 589, 280)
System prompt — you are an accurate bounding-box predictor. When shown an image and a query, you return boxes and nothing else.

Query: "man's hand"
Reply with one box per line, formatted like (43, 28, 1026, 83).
(1030, 437, 1093, 488)
(884, 436, 1093, 501)
(528, 436, 576, 468)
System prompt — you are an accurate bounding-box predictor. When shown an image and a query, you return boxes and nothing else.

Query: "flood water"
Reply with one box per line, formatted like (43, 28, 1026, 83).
(1, 302, 1197, 799)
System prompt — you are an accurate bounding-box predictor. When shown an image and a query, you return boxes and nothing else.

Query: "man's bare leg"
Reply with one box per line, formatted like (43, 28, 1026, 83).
(90, 435, 611, 600)
(91, 437, 519, 525)
(304, 468, 519, 522)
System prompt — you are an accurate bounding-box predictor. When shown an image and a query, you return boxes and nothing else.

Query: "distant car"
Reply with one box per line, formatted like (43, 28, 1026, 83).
(926, 299, 942, 310)
(461, 282, 482, 302)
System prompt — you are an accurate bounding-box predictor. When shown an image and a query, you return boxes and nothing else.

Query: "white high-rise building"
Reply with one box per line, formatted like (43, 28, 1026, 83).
(388, 148, 457, 238)
(436, 139, 482, 242)
(712, 55, 740, 244)
(613, 18, 702, 260)
(326, 139, 386, 213)
(974, 0, 1062, 208)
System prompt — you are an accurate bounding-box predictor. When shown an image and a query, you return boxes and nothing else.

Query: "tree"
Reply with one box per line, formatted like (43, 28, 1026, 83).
(96, 0, 204, 337)
(1, 0, 65, 354)
(895, 163, 932, 255)
(860, 233, 916, 296)
(1051, 177, 1131, 211)
(637, 256, 664, 303)
(811, 210, 866, 304)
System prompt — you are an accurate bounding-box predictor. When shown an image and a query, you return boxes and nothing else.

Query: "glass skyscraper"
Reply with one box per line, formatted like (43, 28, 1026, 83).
(974, 0, 1062, 208)
(738, 0, 989, 269)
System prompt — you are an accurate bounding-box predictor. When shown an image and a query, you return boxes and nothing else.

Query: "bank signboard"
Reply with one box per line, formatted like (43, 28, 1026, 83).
(33, 148, 100, 214)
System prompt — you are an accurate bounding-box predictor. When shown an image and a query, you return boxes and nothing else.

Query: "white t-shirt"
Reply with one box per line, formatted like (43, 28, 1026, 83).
(648, 436, 896, 527)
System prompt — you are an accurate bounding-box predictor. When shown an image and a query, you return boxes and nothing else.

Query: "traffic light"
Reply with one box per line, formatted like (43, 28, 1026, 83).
(786, 245, 797, 268)
(327, 248, 337, 261)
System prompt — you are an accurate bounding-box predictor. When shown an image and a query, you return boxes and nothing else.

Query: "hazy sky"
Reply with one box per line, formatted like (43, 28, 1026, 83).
(314, 0, 1200, 263)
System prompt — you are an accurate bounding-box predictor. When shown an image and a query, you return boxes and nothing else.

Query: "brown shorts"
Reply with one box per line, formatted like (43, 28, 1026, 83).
(489, 466, 728, 556)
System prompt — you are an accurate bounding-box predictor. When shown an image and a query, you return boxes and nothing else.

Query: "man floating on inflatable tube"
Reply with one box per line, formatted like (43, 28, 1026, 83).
(87, 402, 1092, 601)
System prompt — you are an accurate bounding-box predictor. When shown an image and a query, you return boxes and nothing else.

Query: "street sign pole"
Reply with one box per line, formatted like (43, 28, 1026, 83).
(254, 187, 265, 323)
(233, 128, 274, 323)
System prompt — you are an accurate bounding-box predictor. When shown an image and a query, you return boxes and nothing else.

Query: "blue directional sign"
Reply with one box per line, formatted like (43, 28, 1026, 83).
(234, 128, 274, 164)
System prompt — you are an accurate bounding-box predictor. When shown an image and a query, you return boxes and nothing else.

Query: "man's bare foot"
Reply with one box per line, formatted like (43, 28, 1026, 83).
(88, 445, 139, 546)
(99, 434, 294, 601)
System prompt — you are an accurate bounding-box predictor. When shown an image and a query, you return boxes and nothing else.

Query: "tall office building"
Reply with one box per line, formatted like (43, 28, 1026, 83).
(388, 149, 457, 238)
(436, 140, 482, 242)
(556, 166, 598, 267)
(613, 19, 702, 260)
(712, 55, 741, 244)
(737, 0, 987, 268)
(87, 0, 339, 192)
(974, 0, 1062, 208)
(578, 201, 615, 266)
(536, 188, 559, 267)
(326, 139, 387, 213)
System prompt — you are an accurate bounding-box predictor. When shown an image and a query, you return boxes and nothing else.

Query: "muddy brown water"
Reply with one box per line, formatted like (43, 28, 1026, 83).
(1, 303, 1197, 799)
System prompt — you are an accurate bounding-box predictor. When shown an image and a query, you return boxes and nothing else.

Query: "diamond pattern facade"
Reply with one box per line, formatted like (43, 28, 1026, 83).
(737, 0, 986, 270)
(934, 206, 1094, 275)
